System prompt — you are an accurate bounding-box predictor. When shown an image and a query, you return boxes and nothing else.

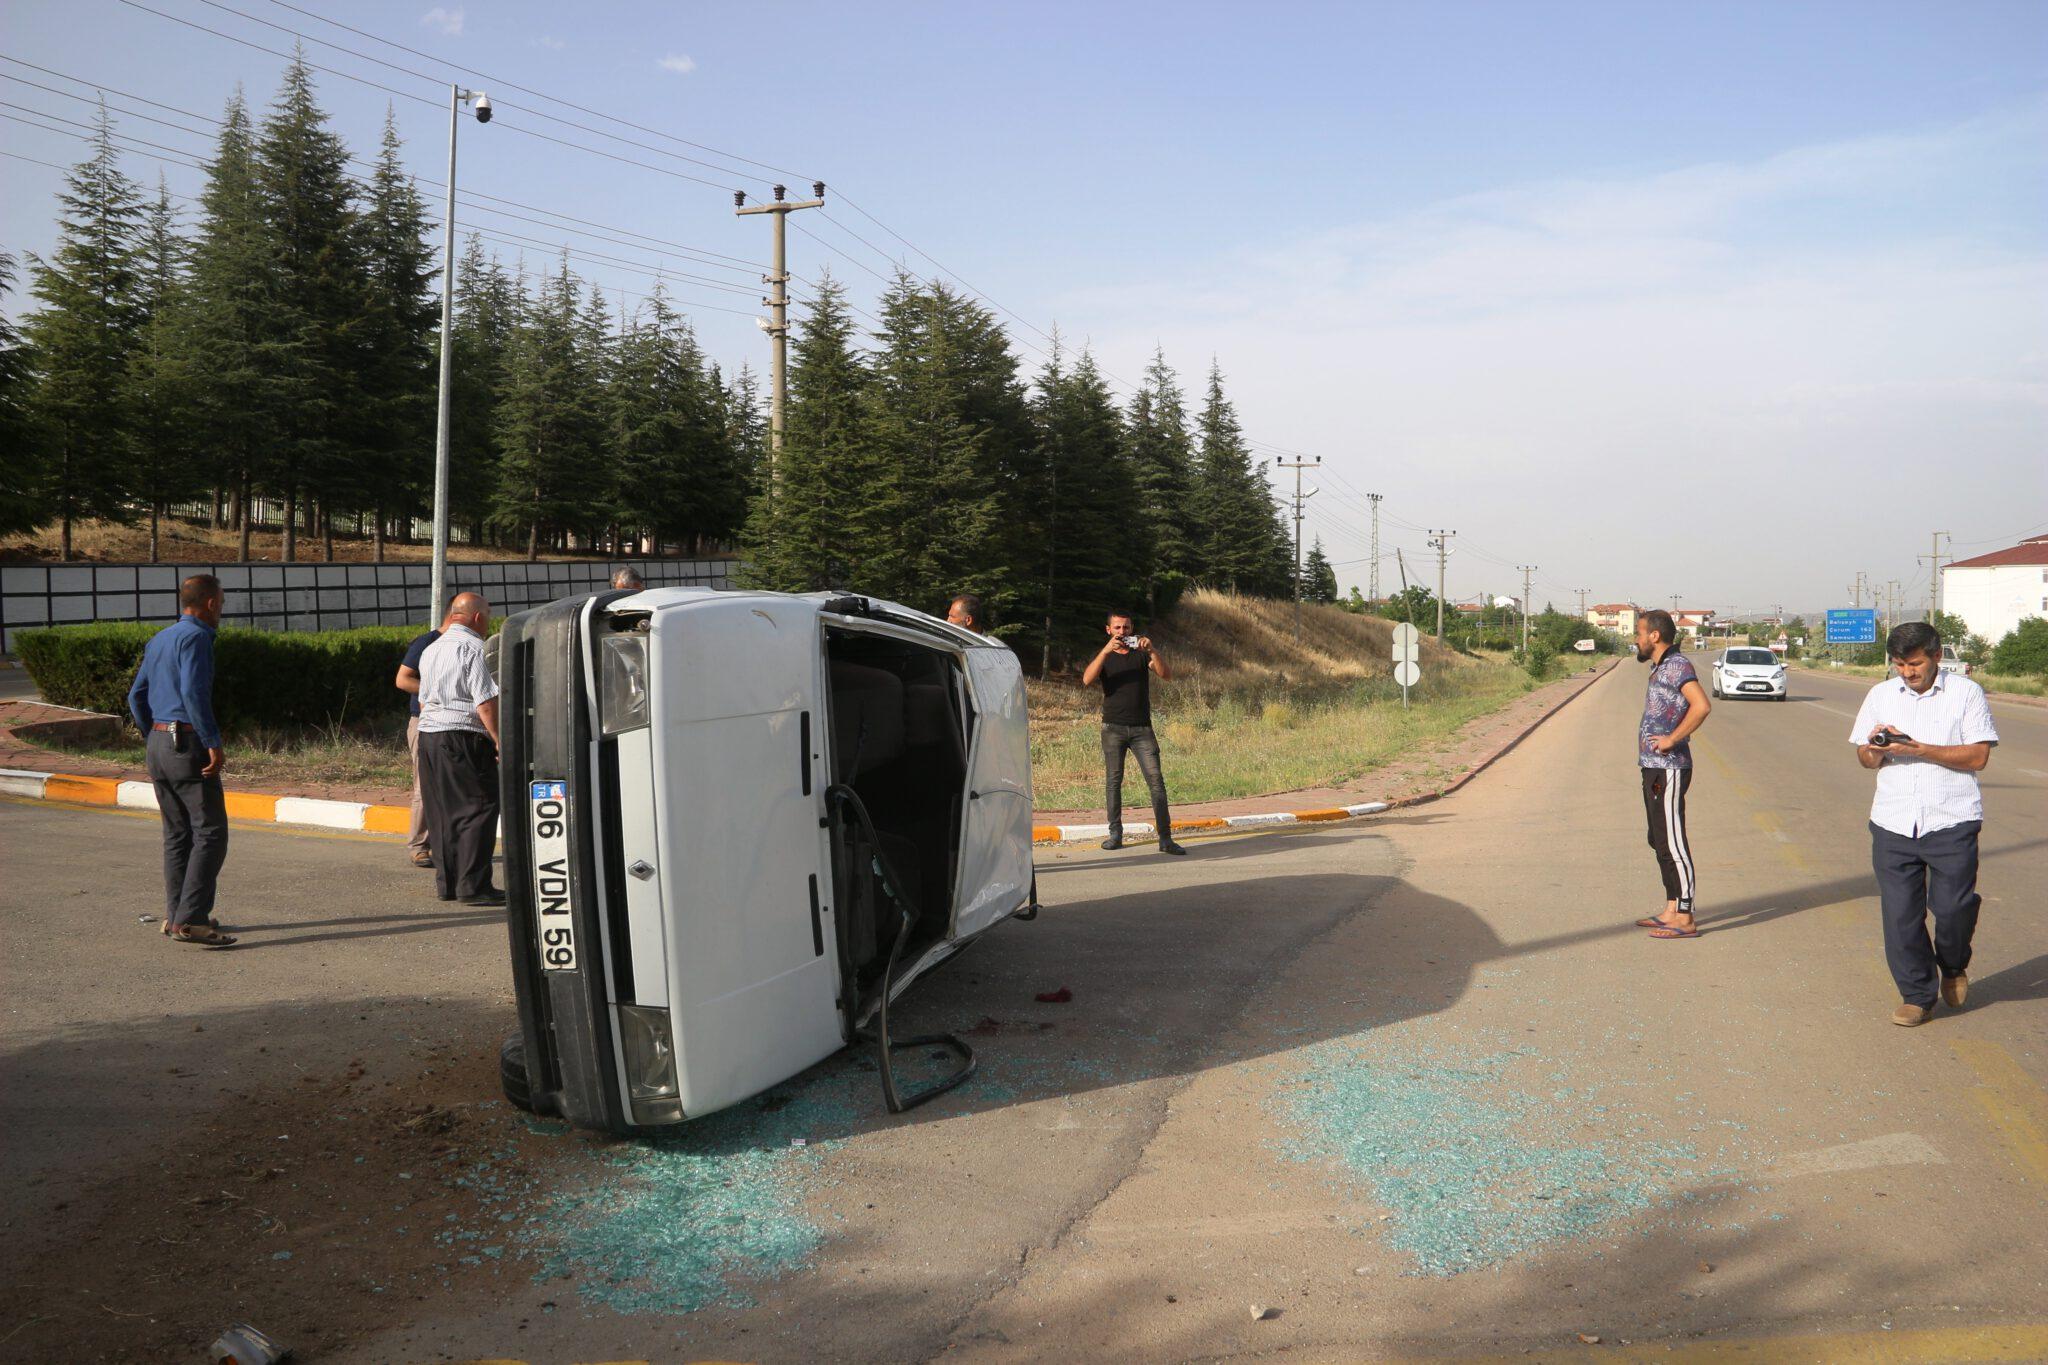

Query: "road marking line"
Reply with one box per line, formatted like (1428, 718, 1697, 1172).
(1952, 1039, 2048, 1186)
(1760, 1131, 1944, 1180)
(2016, 767, 2048, 779)
(1439, 1323, 2048, 1363)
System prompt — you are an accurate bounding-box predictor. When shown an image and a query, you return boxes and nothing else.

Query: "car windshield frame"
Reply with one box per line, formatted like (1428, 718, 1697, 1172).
(1725, 649, 1777, 665)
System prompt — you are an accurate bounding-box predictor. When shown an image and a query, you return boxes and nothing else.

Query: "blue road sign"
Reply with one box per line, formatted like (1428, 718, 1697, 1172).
(1826, 608, 1877, 645)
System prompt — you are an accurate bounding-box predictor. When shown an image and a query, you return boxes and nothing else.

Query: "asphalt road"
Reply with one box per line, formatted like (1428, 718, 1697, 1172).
(1, 663, 2043, 1362)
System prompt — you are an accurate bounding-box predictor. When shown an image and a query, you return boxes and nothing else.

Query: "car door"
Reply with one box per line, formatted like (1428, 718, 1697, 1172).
(952, 643, 1035, 939)
(649, 598, 844, 1118)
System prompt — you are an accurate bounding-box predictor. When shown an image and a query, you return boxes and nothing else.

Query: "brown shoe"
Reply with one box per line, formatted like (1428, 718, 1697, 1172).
(1941, 973, 1968, 1008)
(1891, 1002, 1934, 1027)
(411, 852, 434, 869)
(170, 923, 238, 948)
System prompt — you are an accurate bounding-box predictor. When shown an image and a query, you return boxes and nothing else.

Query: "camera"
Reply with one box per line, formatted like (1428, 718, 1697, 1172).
(473, 92, 492, 124)
(1121, 635, 1142, 649)
(1870, 729, 1910, 748)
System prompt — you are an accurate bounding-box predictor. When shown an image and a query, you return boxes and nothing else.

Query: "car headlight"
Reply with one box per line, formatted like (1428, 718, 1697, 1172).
(617, 1003, 682, 1123)
(599, 633, 649, 736)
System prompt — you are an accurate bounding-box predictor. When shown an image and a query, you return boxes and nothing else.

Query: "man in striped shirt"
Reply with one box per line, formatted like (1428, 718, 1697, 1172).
(1634, 609, 1711, 938)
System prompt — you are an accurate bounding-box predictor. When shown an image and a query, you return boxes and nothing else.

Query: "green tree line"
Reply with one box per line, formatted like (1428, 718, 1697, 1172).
(0, 65, 766, 564)
(2, 61, 1298, 667)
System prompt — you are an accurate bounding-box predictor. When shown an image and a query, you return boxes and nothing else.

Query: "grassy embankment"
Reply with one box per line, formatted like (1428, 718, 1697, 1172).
(1028, 590, 1586, 810)
(1793, 660, 2046, 699)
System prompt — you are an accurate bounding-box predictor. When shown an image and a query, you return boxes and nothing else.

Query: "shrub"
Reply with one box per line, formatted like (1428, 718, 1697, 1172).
(17, 622, 430, 730)
(1988, 617, 2048, 676)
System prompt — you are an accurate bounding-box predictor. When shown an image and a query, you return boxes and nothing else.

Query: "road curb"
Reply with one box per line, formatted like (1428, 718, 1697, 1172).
(1030, 659, 1620, 846)
(3, 662, 1619, 844)
(1, 765, 413, 835)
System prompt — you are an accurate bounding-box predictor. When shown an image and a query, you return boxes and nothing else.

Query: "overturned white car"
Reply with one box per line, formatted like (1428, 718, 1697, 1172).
(495, 588, 1037, 1135)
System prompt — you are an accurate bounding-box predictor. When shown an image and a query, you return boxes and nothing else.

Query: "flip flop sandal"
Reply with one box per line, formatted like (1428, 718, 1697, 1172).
(1647, 923, 1700, 939)
(170, 924, 238, 948)
(1633, 915, 1668, 928)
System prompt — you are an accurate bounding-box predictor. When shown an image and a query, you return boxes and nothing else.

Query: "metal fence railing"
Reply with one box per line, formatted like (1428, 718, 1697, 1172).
(0, 557, 736, 653)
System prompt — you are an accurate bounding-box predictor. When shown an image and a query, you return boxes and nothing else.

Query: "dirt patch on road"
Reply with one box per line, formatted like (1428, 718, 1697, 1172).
(1, 1017, 596, 1363)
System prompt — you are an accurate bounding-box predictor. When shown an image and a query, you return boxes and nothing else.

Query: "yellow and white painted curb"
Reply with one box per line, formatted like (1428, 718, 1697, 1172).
(0, 766, 414, 835)
(1029, 800, 1391, 846)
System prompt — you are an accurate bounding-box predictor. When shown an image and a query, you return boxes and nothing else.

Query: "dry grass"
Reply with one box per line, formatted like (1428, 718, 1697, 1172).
(1794, 661, 2046, 699)
(22, 719, 413, 793)
(1, 517, 734, 567)
(1026, 591, 1545, 810)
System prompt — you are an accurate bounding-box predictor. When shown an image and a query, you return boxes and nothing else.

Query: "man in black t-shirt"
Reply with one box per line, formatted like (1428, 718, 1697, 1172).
(1080, 611, 1186, 855)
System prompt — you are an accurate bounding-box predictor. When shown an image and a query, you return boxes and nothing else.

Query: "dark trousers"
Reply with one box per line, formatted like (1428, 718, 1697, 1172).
(1870, 820, 1981, 1007)
(1641, 767, 1696, 908)
(1102, 722, 1172, 839)
(417, 728, 500, 899)
(146, 727, 228, 927)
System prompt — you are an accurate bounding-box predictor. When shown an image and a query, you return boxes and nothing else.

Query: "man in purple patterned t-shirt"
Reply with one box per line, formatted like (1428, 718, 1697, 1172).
(1633, 609, 1712, 938)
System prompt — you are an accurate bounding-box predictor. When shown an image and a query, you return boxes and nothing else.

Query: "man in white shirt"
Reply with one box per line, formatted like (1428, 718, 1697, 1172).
(1849, 622, 1998, 1027)
(416, 592, 505, 907)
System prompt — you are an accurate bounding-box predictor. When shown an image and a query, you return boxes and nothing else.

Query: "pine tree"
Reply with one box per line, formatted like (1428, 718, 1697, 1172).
(0, 252, 47, 538)
(179, 88, 274, 562)
(447, 235, 517, 544)
(723, 363, 767, 508)
(1126, 347, 1198, 613)
(1191, 361, 1286, 595)
(128, 176, 202, 560)
(492, 255, 603, 559)
(1023, 340, 1145, 669)
(1304, 537, 1339, 604)
(254, 52, 365, 561)
(740, 277, 871, 591)
(22, 105, 147, 559)
(355, 107, 436, 562)
(609, 286, 727, 555)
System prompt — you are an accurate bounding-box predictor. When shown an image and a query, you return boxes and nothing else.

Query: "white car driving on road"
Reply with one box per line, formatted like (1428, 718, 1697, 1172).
(1711, 647, 1788, 701)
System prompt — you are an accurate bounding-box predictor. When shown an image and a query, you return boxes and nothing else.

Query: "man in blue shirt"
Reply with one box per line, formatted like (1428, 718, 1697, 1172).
(394, 622, 443, 869)
(127, 574, 235, 947)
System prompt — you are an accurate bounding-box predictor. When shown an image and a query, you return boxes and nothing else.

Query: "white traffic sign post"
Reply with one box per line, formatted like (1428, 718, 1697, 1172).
(1391, 623, 1422, 708)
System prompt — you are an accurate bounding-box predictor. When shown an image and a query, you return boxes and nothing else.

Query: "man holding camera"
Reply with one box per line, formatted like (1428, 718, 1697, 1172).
(1081, 612, 1186, 855)
(1850, 622, 1997, 1027)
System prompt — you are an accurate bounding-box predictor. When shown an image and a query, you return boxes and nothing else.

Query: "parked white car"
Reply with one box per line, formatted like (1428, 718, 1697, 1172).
(1711, 646, 1788, 701)
(494, 587, 1037, 1135)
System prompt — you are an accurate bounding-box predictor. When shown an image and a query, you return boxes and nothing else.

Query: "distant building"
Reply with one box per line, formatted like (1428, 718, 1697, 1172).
(1674, 608, 1715, 639)
(1589, 602, 1639, 636)
(1943, 533, 2048, 645)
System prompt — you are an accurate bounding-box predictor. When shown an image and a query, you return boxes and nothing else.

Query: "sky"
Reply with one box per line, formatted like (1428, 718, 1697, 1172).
(3, 0, 2045, 615)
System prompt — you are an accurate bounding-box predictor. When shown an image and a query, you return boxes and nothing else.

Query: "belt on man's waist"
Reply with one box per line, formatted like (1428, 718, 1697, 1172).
(151, 721, 194, 732)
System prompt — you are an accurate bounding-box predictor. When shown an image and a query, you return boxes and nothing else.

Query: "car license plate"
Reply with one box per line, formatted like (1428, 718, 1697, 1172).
(1741, 681, 1767, 691)
(530, 780, 577, 972)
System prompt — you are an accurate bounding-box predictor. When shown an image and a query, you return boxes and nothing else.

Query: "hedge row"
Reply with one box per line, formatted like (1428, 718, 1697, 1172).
(15, 622, 434, 730)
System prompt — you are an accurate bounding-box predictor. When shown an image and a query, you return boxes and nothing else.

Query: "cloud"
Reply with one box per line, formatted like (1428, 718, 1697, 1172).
(419, 6, 463, 36)
(531, 35, 565, 51)
(657, 53, 697, 75)
(1066, 104, 2048, 607)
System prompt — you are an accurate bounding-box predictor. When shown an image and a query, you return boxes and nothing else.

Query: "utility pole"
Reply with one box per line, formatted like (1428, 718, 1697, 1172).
(1273, 455, 1320, 640)
(1920, 530, 1950, 618)
(1575, 588, 1589, 622)
(1366, 493, 1383, 603)
(430, 84, 489, 629)
(1517, 565, 1537, 655)
(1887, 579, 1901, 640)
(1427, 530, 1454, 641)
(735, 181, 826, 492)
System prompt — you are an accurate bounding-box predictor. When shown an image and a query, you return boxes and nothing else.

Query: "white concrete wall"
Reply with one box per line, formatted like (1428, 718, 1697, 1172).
(1943, 564, 2048, 645)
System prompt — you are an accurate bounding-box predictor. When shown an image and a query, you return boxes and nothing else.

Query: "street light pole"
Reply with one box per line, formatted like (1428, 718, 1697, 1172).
(430, 84, 487, 628)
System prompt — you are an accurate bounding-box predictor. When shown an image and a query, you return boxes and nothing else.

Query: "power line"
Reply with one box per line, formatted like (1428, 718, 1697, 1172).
(188, 0, 783, 188)
(256, 0, 816, 181)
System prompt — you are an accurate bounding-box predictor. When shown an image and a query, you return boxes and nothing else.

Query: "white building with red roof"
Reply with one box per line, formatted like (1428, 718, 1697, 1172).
(1942, 533, 2048, 644)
